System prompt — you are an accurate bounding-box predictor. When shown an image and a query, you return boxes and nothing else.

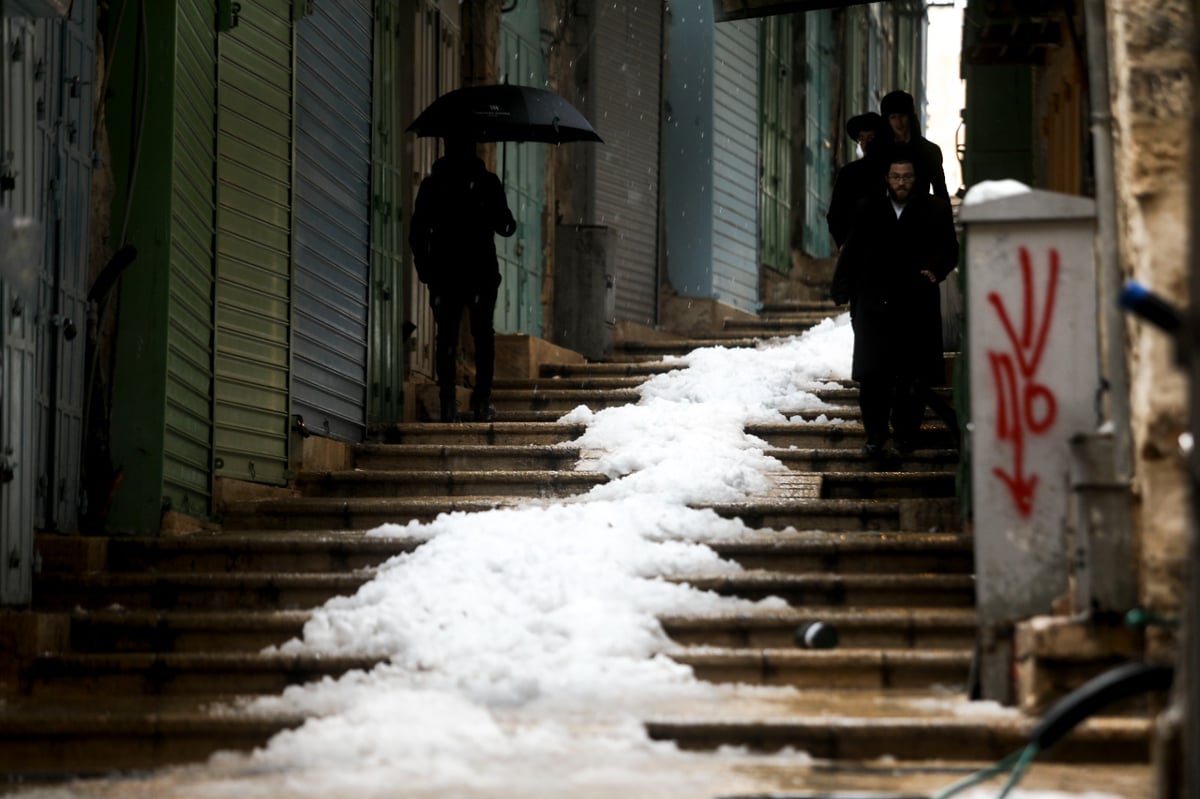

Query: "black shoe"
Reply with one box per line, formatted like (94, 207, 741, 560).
(470, 395, 497, 422)
(439, 398, 459, 423)
(894, 437, 917, 454)
(862, 441, 885, 457)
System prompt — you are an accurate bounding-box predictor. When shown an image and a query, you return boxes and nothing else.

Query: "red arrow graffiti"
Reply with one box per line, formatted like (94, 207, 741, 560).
(986, 247, 1060, 517)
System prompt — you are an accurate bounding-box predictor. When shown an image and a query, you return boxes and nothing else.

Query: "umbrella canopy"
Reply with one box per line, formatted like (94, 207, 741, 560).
(407, 84, 603, 144)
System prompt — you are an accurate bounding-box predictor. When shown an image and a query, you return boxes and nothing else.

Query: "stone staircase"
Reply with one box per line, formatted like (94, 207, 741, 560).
(2, 300, 1154, 792)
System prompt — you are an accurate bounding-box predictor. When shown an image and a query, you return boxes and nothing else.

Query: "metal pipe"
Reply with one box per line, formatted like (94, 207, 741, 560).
(1082, 0, 1133, 482)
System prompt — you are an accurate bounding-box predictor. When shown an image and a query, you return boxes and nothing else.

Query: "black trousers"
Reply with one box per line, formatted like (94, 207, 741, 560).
(858, 375, 927, 446)
(430, 279, 499, 402)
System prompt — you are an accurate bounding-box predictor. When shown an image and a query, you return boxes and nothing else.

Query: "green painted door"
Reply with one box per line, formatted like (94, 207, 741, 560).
(214, 1, 292, 485)
(803, 8, 834, 259)
(497, 2, 545, 336)
(759, 14, 793, 274)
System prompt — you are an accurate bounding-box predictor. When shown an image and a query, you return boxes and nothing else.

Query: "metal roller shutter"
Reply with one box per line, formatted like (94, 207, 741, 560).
(293, 0, 372, 441)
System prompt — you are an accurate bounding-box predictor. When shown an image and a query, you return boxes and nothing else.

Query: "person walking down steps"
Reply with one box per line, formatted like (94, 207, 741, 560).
(830, 155, 958, 458)
(410, 135, 518, 422)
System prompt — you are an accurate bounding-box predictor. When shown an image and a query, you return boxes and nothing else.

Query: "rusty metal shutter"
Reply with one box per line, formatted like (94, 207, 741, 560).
(293, 0, 372, 441)
(589, 0, 662, 326)
(214, 0, 292, 485)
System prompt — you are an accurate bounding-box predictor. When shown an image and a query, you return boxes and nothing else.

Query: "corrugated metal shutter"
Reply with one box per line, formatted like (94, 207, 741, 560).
(163, 0, 217, 518)
(293, 0, 372, 441)
(802, 8, 834, 258)
(497, 0, 544, 336)
(368, 0, 406, 423)
(711, 19, 760, 312)
(38, 0, 95, 531)
(590, 0, 662, 325)
(759, 14, 792, 274)
(214, 0, 292, 485)
(0, 14, 46, 602)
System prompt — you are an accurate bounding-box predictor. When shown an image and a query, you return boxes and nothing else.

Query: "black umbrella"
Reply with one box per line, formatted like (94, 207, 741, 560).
(406, 84, 603, 144)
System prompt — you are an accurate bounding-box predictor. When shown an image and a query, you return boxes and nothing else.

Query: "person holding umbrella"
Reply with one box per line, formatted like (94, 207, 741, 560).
(409, 135, 517, 423)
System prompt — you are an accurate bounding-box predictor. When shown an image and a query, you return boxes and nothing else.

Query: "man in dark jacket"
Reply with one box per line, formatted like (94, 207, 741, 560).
(831, 156, 958, 456)
(826, 112, 890, 250)
(410, 136, 517, 422)
(880, 89, 950, 204)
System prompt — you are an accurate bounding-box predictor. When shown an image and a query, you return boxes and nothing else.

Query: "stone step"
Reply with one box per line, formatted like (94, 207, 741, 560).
(65, 609, 310, 653)
(759, 300, 843, 315)
(766, 446, 959, 472)
(709, 531, 973, 574)
(293, 469, 604, 499)
(723, 314, 834, 331)
(815, 385, 954, 403)
(490, 387, 641, 411)
(700, 497, 904, 531)
(538, 361, 680, 378)
(493, 376, 650, 390)
(660, 607, 977, 649)
(820, 471, 958, 500)
(38, 531, 423, 574)
(33, 571, 372, 612)
(21, 651, 382, 698)
(372, 421, 585, 446)
(221, 496, 526, 530)
(353, 443, 582, 471)
(610, 339, 762, 359)
(645, 715, 1153, 763)
(678, 571, 975, 608)
(0, 701, 306, 775)
(747, 422, 957, 450)
(669, 647, 972, 690)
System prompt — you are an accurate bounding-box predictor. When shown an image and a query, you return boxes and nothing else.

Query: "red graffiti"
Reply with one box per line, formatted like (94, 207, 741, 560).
(986, 247, 1060, 517)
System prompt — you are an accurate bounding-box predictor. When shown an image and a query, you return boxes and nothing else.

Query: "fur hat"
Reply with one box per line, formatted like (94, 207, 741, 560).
(845, 112, 883, 141)
(880, 90, 915, 118)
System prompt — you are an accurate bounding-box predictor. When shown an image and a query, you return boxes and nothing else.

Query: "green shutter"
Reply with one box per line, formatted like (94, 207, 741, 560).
(802, 8, 834, 259)
(368, 0, 406, 423)
(108, 1, 217, 532)
(214, 0, 292, 485)
(759, 14, 793, 273)
(165, 0, 218, 518)
(497, 0, 545, 336)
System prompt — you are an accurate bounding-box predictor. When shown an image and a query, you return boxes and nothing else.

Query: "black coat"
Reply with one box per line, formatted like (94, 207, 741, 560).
(831, 191, 958, 384)
(825, 154, 888, 249)
(409, 155, 517, 288)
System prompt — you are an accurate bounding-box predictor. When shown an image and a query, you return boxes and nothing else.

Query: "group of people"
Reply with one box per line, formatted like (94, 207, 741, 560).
(408, 89, 959, 451)
(828, 89, 959, 457)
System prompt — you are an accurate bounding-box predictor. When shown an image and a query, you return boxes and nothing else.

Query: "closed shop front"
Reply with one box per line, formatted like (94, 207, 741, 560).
(293, 0, 373, 441)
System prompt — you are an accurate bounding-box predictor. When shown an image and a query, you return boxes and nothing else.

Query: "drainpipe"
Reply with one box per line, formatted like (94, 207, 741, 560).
(1082, 0, 1133, 482)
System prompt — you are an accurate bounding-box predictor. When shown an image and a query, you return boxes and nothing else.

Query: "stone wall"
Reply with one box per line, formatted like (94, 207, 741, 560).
(1108, 0, 1194, 620)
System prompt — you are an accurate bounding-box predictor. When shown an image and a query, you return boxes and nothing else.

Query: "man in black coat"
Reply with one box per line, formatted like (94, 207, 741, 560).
(880, 89, 950, 204)
(826, 111, 890, 250)
(410, 136, 517, 422)
(831, 156, 958, 455)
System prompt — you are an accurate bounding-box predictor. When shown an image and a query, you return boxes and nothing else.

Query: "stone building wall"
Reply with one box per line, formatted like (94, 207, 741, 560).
(1108, 0, 1193, 619)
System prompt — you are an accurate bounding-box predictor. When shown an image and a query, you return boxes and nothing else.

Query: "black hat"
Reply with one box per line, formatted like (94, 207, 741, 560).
(845, 112, 883, 141)
(880, 90, 915, 118)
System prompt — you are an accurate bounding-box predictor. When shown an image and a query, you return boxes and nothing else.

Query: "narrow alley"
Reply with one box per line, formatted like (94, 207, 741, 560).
(1, 303, 1157, 798)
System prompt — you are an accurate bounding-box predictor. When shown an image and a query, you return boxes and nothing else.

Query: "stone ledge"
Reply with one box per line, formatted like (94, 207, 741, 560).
(1015, 615, 1148, 715)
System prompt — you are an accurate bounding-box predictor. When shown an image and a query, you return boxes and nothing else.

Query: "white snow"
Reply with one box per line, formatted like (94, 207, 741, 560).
(962, 178, 1033, 206)
(11, 313, 1135, 799)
